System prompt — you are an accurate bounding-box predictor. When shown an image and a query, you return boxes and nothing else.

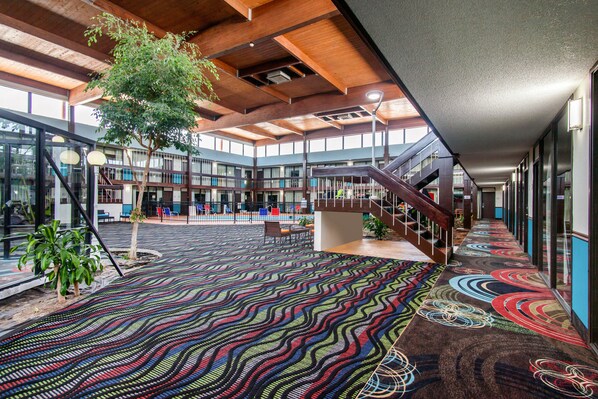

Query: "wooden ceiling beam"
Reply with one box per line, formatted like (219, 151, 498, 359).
(212, 58, 291, 104)
(238, 125, 278, 140)
(0, 71, 68, 97)
(194, 106, 221, 121)
(0, 46, 89, 82)
(208, 130, 255, 144)
(238, 56, 300, 78)
(287, 65, 305, 78)
(318, 118, 342, 129)
(188, 0, 339, 58)
(192, 82, 403, 132)
(274, 34, 346, 94)
(69, 84, 103, 106)
(267, 120, 303, 135)
(222, 0, 252, 21)
(80, 0, 168, 38)
(0, 13, 109, 64)
(360, 105, 388, 125)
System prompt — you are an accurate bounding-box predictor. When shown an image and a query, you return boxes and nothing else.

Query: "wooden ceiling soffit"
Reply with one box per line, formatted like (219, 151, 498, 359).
(360, 105, 388, 125)
(274, 34, 346, 94)
(80, 0, 168, 38)
(0, 13, 108, 64)
(237, 125, 277, 140)
(212, 59, 290, 104)
(188, 0, 339, 58)
(194, 107, 221, 121)
(0, 71, 68, 97)
(267, 120, 303, 135)
(69, 84, 102, 105)
(0, 46, 89, 83)
(238, 57, 300, 77)
(209, 130, 255, 144)
(193, 81, 403, 133)
(222, 0, 252, 21)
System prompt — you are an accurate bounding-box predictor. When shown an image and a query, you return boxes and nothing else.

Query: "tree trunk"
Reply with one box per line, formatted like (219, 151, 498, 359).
(74, 281, 80, 297)
(128, 149, 153, 260)
(55, 265, 65, 303)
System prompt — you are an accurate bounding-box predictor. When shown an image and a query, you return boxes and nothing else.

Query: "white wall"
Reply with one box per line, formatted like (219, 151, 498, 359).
(314, 211, 363, 251)
(571, 75, 591, 235)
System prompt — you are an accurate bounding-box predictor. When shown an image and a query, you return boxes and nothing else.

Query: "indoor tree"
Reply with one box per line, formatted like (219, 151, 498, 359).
(85, 13, 217, 259)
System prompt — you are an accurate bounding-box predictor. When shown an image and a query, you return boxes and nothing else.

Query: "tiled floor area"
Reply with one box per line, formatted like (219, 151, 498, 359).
(327, 239, 434, 263)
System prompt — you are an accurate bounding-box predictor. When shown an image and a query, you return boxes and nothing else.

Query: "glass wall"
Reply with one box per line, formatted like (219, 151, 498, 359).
(541, 131, 553, 280)
(0, 111, 94, 259)
(555, 114, 572, 306)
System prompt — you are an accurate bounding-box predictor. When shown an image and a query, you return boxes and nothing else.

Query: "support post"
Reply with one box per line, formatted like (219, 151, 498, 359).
(463, 173, 472, 229)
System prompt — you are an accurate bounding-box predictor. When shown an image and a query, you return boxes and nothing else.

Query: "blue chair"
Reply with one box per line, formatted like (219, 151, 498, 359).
(224, 204, 232, 214)
(163, 207, 178, 218)
(196, 204, 204, 214)
(259, 208, 268, 216)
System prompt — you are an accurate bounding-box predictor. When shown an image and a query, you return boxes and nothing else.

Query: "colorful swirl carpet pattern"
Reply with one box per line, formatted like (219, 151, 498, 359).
(0, 224, 443, 398)
(365, 220, 598, 398)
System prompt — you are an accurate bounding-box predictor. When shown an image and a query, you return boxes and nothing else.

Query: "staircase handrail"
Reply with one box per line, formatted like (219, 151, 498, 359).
(312, 165, 453, 230)
(384, 132, 438, 173)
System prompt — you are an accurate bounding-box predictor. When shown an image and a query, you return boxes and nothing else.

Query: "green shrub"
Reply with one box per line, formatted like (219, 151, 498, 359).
(364, 216, 389, 240)
(10, 220, 103, 302)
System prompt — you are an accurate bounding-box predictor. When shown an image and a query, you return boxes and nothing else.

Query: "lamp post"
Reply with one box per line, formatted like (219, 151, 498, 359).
(87, 150, 107, 228)
(366, 90, 384, 167)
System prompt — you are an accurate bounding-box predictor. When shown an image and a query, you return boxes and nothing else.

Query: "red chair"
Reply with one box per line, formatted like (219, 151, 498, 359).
(204, 204, 211, 214)
(157, 207, 163, 217)
(271, 208, 280, 216)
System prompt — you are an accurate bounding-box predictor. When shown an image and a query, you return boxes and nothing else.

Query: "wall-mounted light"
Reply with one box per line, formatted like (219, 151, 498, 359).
(87, 150, 107, 166)
(502, 184, 505, 191)
(59, 150, 80, 165)
(51, 135, 65, 143)
(568, 98, 583, 131)
(512, 172, 516, 182)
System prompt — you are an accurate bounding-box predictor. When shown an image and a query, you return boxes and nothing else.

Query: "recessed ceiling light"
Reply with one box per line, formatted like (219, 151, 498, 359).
(366, 90, 383, 101)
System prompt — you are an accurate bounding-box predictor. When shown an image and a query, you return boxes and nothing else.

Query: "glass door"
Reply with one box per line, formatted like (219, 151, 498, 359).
(0, 125, 37, 259)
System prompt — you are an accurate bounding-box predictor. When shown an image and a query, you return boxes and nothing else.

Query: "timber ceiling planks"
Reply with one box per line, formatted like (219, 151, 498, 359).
(0, 0, 423, 143)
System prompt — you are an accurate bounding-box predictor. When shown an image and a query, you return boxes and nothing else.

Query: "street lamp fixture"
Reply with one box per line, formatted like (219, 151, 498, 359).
(366, 90, 384, 166)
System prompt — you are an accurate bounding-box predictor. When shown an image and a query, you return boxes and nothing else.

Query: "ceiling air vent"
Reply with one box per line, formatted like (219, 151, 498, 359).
(266, 70, 291, 84)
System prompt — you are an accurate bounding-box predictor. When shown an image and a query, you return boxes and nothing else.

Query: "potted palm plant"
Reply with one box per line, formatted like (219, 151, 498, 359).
(10, 220, 103, 302)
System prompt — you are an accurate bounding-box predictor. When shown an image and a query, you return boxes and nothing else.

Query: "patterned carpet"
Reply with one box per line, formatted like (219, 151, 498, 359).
(367, 220, 598, 398)
(0, 224, 443, 398)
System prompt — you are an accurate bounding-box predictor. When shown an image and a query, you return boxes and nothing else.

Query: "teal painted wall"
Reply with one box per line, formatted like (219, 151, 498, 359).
(527, 218, 533, 256)
(495, 207, 503, 219)
(572, 236, 589, 327)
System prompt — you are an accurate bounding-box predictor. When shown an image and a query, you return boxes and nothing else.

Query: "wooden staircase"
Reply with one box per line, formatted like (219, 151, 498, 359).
(312, 165, 454, 264)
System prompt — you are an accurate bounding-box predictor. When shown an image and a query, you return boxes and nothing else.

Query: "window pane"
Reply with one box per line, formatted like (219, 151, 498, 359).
(294, 141, 304, 154)
(326, 137, 342, 151)
(362, 133, 372, 147)
(199, 134, 214, 149)
(280, 142, 293, 155)
(388, 129, 404, 145)
(405, 127, 428, 143)
(375, 132, 383, 145)
(309, 139, 325, 152)
(266, 144, 279, 156)
(215, 139, 230, 152)
(344, 135, 361, 149)
(31, 94, 65, 119)
(257, 146, 265, 157)
(74, 105, 99, 126)
(243, 144, 254, 157)
(0, 86, 28, 112)
(230, 141, 243, 155)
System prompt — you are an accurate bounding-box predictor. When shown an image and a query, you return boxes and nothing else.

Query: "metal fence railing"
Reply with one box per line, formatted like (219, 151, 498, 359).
(152, 201, 314, 224)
